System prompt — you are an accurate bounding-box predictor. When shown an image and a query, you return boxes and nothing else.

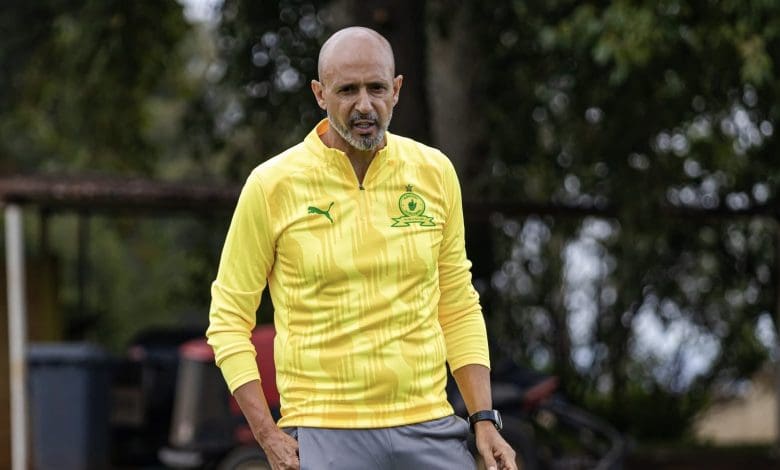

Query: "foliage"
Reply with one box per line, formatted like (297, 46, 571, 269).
(468, 0, 780, 440)
(2, 0, 780, 443)
(0, 0, 191, 174)
(0, 0, 330, 346)
(196, 0, 330, 181)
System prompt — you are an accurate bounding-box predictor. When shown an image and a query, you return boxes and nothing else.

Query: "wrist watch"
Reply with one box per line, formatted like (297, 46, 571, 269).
(468, 409, 503, 432)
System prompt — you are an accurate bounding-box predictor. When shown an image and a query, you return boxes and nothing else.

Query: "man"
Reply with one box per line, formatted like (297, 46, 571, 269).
(207, 26, 516, 470)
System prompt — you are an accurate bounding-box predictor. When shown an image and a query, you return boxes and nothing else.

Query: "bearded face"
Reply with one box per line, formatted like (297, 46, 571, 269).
(327, 109, 393, 152)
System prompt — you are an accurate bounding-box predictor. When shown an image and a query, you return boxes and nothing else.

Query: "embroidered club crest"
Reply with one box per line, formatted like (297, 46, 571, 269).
(391, 185, 435, 227)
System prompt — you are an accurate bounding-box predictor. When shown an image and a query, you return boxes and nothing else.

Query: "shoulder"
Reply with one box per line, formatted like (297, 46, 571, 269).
(246, 141, 322, 192)
(390, 133, 456, 174)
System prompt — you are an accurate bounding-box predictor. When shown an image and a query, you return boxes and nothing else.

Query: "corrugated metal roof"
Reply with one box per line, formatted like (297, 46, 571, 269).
(1, 175, 773, 219)
(0, 175, 240, 213)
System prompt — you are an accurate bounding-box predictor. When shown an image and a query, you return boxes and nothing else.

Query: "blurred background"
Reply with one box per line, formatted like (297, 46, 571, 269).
(1, 0, 780, 468)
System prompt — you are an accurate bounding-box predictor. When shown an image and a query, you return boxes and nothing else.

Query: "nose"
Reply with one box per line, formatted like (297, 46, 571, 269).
(354, 88, 372, 114)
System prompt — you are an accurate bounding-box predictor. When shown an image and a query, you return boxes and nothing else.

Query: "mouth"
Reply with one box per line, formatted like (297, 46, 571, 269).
(351, 118, 377, 134)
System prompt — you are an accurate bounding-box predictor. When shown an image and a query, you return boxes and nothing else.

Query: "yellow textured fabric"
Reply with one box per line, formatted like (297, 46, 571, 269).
(207, 120, 490, 428)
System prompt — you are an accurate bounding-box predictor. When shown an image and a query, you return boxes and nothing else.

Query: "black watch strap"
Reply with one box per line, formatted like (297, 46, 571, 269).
(468, 409, 502, 432)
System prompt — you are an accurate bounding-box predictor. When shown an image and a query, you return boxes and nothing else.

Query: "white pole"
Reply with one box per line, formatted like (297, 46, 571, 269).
(5, 204, 28, 470)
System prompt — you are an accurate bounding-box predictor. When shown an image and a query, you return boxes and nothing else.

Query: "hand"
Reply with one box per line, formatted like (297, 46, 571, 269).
(232, 381, 298, 469)
(257, 427, 300, 470)
(474, 422, 517, 470)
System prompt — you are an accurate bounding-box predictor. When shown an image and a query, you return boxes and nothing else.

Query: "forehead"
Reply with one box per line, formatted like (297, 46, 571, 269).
(320, 40, 394, 85)
(322, 60, 394, 87)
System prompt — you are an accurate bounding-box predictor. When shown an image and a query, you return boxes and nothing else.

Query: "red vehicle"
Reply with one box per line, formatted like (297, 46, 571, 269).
(157, 325, 279, 469)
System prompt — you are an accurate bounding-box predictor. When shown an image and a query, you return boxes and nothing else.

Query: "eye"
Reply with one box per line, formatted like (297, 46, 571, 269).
(338, 85, 357, 94)
(369, 83, 387, 94)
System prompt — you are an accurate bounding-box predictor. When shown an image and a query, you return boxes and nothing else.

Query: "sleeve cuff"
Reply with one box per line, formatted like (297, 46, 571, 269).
(448, 354, 491, 373)
(218, 350, 261, 393)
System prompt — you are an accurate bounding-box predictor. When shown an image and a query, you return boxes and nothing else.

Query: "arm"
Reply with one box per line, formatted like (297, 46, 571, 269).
(207, 172, 274, 390)
(233, 380, 299, 469)
(452, 365, 516, 470)
(436, 158, 491, 372)
(207, 173, 298, 468)
(435, 160, 515, 469)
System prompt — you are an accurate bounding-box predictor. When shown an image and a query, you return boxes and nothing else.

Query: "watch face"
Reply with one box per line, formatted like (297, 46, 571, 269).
(494, 410, 503, 430)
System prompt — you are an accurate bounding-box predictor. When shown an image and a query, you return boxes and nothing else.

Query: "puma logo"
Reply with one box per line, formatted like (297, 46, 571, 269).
(308, 202, 334, 224)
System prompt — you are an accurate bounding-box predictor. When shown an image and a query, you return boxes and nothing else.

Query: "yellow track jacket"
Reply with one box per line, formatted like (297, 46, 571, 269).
(207, 120, 490, 428)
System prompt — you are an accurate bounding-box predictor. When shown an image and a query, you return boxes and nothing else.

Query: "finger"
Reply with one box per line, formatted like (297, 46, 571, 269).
(482, 451, 498, 470)
(501, 455, 518, 470)
(496, 447, 517, 470)
(278, 455, 299, 470)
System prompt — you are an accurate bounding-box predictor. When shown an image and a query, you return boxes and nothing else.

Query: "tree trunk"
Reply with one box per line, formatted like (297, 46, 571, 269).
(425, 1, 494, 312)
(325, 0, 430, 144)
(425, 0, 484, 195)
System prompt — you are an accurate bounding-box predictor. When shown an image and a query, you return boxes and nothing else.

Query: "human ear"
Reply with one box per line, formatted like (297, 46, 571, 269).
(392, 75, 403, 106)
(311, 79, 327, 110)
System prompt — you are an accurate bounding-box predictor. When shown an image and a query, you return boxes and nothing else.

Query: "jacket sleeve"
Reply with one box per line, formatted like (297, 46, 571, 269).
(206, 171, 276, 393)
(437, 159, 491, 372)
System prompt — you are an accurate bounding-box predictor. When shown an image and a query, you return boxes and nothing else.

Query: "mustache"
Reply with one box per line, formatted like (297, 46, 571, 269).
(348, 112, 379, 125)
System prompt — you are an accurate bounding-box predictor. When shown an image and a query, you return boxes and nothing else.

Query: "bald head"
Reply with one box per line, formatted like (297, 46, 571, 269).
(311, 27, 402, 155)
(317, 27, 395, 83)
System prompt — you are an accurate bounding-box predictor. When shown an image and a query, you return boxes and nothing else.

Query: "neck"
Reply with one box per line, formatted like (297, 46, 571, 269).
(321, 127, 383, 183)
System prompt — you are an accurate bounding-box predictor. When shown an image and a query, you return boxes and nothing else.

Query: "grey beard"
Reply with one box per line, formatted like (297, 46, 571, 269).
(328, 111, 391, 152)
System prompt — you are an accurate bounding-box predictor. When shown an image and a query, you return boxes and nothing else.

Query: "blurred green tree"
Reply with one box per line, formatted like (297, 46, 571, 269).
(188, 0, 330, 181)
(2, 0, 780, 444)
(0, 0, 191, 174)
(0, 1, 209, 347)
(464, 0, 780, 441)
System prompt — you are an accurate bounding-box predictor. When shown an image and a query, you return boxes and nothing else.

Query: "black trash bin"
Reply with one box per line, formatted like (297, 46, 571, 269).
(110, 326, 206, 466)
(28, 342, 112, 470)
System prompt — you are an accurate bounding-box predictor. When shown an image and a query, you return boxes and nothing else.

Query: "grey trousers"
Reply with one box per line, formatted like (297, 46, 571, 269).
(284, 415, 476, 470)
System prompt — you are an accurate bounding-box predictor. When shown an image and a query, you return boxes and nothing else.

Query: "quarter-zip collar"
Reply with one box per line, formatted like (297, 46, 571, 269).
(304, 119, 396, 189)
